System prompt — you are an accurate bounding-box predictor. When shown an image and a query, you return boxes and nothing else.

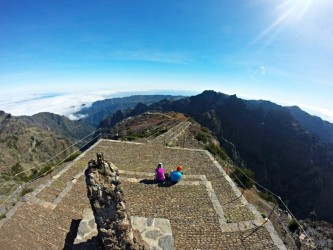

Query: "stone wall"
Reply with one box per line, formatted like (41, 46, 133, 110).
(85, 153, 148, 250)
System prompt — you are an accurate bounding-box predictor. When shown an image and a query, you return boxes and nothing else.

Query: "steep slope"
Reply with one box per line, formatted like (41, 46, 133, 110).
(99, 102, 149, 129)
(75, 95, 183, 127)
(20, 112, 95, 147)
(247, 100, 333, 144)
(0, 111, 76, 201)
(145, 91, 333, 222)
(0, 111, 96, 199)
(100, 111, 208, 147)
(87, 90, 333, 222)
(288, 105, 333, 144)
(0, 111, 75, 173)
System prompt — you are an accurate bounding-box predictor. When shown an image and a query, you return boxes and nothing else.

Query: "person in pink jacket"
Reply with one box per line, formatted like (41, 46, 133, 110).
(155, 163, 165, 183)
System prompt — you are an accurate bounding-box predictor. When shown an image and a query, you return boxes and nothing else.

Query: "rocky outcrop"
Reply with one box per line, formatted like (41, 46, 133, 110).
(85, 153, 148, 250)
(293, 219, 333, 250)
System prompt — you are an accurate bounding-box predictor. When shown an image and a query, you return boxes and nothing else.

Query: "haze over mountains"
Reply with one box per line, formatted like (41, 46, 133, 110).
(75, 91, 333, 144)
(1, 90, 333, 224)
(75, 95, 183, 127)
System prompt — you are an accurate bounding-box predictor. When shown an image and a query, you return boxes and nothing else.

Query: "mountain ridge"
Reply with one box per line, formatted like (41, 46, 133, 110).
(0, 111, 95, 200)
(75, 95, 184, 127)
(1, 91, 333, 223)
(150, 91, 333, 222)
(20, 112, 95, 147)
(246, 99, 333, 144)
(96, 90, 333, 223)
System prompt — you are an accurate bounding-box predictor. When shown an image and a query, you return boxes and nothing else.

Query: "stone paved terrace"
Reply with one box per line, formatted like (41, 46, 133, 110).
(0, 136, 286, 249)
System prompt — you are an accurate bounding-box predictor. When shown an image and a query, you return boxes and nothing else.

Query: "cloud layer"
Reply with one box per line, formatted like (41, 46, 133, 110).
(0, 89, 117, 119)
(0, 89, 332, 124)
(0, 89, 197, 120)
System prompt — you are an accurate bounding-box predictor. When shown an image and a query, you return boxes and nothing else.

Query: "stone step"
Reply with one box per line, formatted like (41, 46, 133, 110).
(151, 121, 191, 145)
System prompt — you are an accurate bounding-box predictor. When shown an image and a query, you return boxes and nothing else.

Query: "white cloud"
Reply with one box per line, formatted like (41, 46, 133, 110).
(0, 88, 196, 120)
(260, 65, 266, 75)
(68, 114, 88, 120)
(237, 93, 333, 123)
(297, 103, 333, 123)
(0, 89, 118, 119)
(1, 87, 332, 124)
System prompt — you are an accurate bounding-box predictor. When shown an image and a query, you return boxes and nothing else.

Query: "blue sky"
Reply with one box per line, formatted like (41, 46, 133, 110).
(1, 0, 333, 122)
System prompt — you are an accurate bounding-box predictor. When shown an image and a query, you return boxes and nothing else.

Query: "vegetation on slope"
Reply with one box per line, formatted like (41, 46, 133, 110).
(0, 111, 90, 201)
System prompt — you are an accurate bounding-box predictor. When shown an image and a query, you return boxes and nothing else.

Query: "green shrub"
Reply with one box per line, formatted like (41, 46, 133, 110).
(10, 163, 28, 181)
(231, 167, 255, 189)
(188, 118, 195, 123)
(38, 165, 53, 176)
(288, 218, 299, 232)
(201, 127, 209, 133)
(20, 187, 34, 197)
(29, 168, 39, 180)
(0, 185, 12, 195)
(1, 172, 13, 181)
(126, 135, 136, 141)
(11, 162, 23, 175)
(123, 128, 167, 141)
(195, 131, 208, 143)
(205, 143, 228, 160)
(259, 191, 278, 204)
(158, 128, 168, 134)
(63, 152, 81, 163)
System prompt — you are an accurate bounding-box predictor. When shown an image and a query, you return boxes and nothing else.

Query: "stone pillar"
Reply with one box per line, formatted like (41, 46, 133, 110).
(85, 154, 148, 250)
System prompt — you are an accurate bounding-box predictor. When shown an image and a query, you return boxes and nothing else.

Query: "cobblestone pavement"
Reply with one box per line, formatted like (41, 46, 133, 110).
(121, 177, 278, 249)
(94, 140, 256, 222)
(151, 121, 191, 146)
(0, 175, 90, 249)
(0, 133, 285, 249)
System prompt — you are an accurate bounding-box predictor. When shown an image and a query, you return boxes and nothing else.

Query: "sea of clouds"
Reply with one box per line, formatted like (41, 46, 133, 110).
(0, 89, 118, 119)
(0, 89, 196, 120)
(0, 89, 332, 123)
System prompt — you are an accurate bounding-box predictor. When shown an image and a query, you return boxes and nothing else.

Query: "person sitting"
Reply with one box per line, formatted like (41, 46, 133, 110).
(170, 165, 183, 184)
(155, 163, 165, 183)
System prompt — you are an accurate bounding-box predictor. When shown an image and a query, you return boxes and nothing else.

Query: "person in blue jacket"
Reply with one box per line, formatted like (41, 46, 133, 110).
(170, 165, 183, 184)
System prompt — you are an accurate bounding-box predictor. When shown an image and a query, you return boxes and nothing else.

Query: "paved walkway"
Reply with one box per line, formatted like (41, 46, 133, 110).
(0, 123, 286, 249)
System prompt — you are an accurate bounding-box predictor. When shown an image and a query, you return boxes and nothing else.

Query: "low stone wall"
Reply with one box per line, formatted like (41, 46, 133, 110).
(85, 153, 148, 249)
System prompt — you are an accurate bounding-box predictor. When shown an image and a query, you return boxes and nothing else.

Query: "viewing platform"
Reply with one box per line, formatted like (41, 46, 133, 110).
(0, 126, 286, 249)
